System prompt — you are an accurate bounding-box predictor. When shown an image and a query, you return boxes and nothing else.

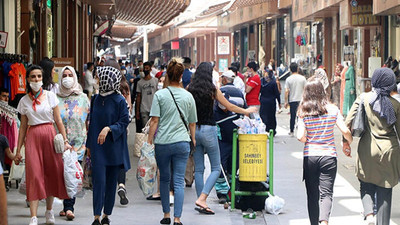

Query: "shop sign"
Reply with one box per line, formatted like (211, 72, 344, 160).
(218, 58, 228, 72)
(0, 31, 8, 48)
(217, 36, 230, 55)
(351, 1, 379, 26)
(51, 58, 75, 83)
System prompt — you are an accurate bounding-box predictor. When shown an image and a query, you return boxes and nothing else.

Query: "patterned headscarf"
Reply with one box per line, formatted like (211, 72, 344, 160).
(369, 68, 397, 125)
(57, 66, 83, 97)
(335, 63, 344, 77)
(314, 68, 329, 90)
(96, 66, 122, 96)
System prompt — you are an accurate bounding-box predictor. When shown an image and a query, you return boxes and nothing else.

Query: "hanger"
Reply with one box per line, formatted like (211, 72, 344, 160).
(0, 101, 19, 125)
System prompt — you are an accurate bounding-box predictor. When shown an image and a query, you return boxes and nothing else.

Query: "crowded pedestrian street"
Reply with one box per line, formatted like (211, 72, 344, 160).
(1, 0, 400, 225)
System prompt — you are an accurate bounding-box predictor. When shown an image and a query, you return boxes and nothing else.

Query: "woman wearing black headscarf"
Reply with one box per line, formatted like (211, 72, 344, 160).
(259, 70, 281, 135)
(344, 68, 400, 225)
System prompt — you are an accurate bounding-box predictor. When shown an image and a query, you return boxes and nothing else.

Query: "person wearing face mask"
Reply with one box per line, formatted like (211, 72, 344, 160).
(135, 61, 159, 126)
(14, 65, 71, 225)
(56, 66, 90, 221)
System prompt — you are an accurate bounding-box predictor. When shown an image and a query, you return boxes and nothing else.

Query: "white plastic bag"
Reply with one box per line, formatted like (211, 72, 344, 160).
(136, 142, 157, 196)
(10, 146, 25, 180)
(19, 170, 26, 195)
(265, 195, 285, 215)
(63, 151, 85, 198)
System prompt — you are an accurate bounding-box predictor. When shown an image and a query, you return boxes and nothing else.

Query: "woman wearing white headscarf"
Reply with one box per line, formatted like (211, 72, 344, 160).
(57, 66, 90, 220)
(344, 68, 400, 225)
(86, 66, 130, 225)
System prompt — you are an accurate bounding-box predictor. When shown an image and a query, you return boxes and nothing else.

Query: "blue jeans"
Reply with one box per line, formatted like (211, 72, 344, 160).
(193, 125, 221, 197)
(155, 142, 190, 218)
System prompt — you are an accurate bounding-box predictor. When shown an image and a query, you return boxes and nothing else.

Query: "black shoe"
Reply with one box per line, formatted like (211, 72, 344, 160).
(91, 219, 101, 225)
(146, 195, 161, 200)
(160, 218, 171, 224)
(185, 184, 192, 188)
(117, 186, 129, 205)
(101, 217, 110, 225)
(173, 222, 183, 225)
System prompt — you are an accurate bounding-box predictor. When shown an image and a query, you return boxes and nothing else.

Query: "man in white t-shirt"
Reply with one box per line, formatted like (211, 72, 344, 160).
(285, 62, 306, 136)
(229, 66, 245, 96)
(211, 61, 221, 89)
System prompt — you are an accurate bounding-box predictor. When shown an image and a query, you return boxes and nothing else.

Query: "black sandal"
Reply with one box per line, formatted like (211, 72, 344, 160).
(173, 222, 183, 225)
(160, 218, 171, 224)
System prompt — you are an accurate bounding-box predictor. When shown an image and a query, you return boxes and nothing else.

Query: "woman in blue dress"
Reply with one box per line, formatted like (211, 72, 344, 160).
(86, 66, 130, 225)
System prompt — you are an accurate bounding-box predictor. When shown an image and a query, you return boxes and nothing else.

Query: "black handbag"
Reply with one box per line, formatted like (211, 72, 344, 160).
(351, 95, 365, 137)
(167, 88, 196, 156)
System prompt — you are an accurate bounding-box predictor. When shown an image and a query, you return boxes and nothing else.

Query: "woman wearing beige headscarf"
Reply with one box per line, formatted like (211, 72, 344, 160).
(57, 66, 90, 220)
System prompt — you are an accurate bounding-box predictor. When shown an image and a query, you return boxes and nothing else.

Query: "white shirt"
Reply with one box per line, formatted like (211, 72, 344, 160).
(17, 90, 59, 126)
(84, 70, 94, 92)
(233, 76, 246, 96)
(49, 83, 59, 94)
(212, 70, 220, 89)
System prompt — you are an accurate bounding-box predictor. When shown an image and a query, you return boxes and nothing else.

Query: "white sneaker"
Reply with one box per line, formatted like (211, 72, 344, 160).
(45, 210, 55, 224)
(169, 195, 174, 206)
(365, 215, 375, 225)
(29, 216, 38, 225)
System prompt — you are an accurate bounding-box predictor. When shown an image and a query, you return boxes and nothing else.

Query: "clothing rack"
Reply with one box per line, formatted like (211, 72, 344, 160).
(0, 53, 28, 63)
(0, 101, 19, 125)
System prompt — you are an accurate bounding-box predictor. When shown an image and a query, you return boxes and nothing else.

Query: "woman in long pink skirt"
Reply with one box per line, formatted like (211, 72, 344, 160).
(15, 65, 71, 225)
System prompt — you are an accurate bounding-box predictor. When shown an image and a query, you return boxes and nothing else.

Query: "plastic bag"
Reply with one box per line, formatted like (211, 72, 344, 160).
(81, 153, 92, 189)
(63, 151, 85, 198)
(19, 170, 26, 195)
(136, 142, 157, 196)
(265, 195, 285, 215)
(10, 146, 25, 180)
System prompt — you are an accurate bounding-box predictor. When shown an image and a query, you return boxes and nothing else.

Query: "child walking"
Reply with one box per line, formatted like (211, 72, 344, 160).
(296, 77, 353, 225)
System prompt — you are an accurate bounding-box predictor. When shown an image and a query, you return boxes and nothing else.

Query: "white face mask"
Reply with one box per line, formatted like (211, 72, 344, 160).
(62, 77, 74, 89)
(30, 81, 43, 92)
(122, 70, 127, 75)
(157, 82, 163, 90)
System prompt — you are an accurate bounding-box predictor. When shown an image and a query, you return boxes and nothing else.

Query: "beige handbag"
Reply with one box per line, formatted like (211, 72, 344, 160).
(133, 119, 151, 158)
(54, 133, 64, 153)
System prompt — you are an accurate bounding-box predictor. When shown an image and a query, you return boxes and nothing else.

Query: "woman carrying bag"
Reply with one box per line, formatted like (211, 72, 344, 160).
(56, 66, 90, 220)
(344, 68, 400, 225)
(14, 65, 71, 225)
(147, 58, 197, 225)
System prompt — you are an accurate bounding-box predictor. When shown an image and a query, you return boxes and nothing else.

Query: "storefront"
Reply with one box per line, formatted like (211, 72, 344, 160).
(292, 0, 342, 79)
(373, 0, 400, 66)
(340, 0, 383, 93)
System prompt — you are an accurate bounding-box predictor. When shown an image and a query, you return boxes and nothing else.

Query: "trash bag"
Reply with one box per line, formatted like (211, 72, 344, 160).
(136, 142, 157, 196)
(265, 195, 285, 215)
(63, 150, 85, 198)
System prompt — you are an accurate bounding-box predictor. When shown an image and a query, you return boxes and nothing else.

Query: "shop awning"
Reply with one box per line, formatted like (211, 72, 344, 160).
(178, 17, 218, 38)
(292, 0, 342, 22)
(373, 0, 400, 15)
(115, 0, 191, 26)
(110, 25, 137, 39)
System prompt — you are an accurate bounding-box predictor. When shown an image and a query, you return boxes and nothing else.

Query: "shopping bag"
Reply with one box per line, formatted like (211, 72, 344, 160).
(9, 146, 25, 180)
(63, 150, 85, 198)
(136, 142, 157, 196)
(133, 118, 151, 158)
(19, 170, 26, 195)
(81, 153, 92, 189)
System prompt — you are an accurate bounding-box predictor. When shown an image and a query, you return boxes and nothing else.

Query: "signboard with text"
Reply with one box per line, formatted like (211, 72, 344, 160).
(51, 58, 75, 83)
(351, 0, 380, 26)
(217, 36, 230, 55)
(0, 31, 8, 48)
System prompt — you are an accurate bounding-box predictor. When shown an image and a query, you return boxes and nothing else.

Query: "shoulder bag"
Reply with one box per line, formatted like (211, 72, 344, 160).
(351, 94, 365, 137)
(167, 88, 196, 156)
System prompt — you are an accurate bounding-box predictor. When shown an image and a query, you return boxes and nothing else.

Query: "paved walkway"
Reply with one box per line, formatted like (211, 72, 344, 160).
(6, 123, 255, 225)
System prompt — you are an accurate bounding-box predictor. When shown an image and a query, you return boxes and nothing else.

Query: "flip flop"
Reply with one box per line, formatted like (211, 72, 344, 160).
(194, 207, 215, 215)
(59, 210, 66, 217)
(66, 210, 75, 221)
(146, 195, 161, 200)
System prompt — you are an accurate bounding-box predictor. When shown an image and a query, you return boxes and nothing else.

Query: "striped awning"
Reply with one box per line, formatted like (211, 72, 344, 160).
(115, 0, 191, 26)
(226, 0, 275, 11)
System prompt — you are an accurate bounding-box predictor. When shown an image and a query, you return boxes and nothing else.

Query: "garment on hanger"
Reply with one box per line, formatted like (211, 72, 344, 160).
(9, 62, 27, 100)
(343, 65, 356, 116)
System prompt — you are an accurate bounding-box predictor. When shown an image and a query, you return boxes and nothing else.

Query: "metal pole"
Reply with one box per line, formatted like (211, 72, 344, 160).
(269, 129, 274, 196)
(143, 28, 148, 62)
(231, 129, 238, 210)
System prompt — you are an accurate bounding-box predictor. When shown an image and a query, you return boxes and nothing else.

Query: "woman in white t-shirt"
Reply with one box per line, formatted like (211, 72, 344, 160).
(14, 65, 71, 225)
